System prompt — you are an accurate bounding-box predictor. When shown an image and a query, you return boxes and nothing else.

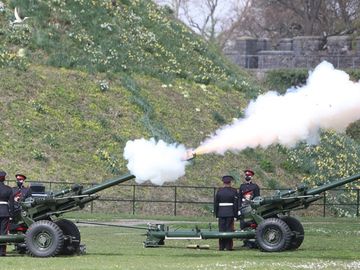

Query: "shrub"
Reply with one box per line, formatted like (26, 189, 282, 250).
(346, 120, 360, 143)
(31, 149, 47, 161)
(265, 69, 308, 94)
(259, 159, 275, 173)
(212, 111, 226, 125)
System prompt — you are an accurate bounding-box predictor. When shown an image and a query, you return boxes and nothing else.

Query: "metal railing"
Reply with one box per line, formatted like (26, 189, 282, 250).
(7, 179, 360, 217)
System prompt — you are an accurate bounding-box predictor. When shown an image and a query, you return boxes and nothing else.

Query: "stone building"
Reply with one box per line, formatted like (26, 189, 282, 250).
(225, 36, 360, 69)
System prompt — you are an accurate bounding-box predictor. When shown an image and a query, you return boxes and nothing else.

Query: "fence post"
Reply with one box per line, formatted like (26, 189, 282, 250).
(132, 185, 136, 215)
(357, 189, 359, 217)
(213, 187, 216, 217)
(174, 186, 177, 216)
(90, 183, 95, 213)
(323, 191, 326, 217)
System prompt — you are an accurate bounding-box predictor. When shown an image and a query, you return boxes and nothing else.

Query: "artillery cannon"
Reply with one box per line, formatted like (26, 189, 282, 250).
(0, 173, 135, 257)
(145, 173, 360, 252)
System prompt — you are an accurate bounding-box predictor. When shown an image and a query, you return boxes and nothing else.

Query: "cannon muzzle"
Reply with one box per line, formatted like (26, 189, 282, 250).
(183, 149, 196, 161)
(306, 173, 360, 195)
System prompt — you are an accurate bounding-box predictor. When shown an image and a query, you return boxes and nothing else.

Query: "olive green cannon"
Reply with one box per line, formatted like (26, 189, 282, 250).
(0, 173, 135, 257)
(144, 173, 360, 252)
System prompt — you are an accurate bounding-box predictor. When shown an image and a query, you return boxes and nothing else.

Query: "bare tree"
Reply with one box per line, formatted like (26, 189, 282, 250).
(155, 0, 360, 48)
(154, 0, 248, 45)
(223, 0, 360, 43)
(154, 0, 188, 18)
(274, 0, 324, 35)
(182, 0, 220, 42)
(216, 0, 253, 49)
(323, 0, 360, 35)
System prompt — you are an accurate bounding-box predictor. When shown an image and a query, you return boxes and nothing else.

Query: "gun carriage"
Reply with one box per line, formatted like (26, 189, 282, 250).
(0, 173, 135, 257)
(144, 173, 360, 252)
(2, 171, 359, 256)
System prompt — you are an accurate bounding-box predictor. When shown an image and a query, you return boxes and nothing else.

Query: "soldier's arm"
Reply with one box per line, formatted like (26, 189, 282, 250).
(26, 188, 32, 198)
(214, 192, 219, 217)
(254, 185, 260, 197)
(238, 186, 243, 206)
(233, 190, 239, 217)
(8, 190, 15, 217)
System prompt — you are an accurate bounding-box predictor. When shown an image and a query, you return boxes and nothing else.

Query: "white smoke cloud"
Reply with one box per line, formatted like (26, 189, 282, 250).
(124, 61, 360, 184)
(196, 61, 360, 154)
(123, 138, 189, 185)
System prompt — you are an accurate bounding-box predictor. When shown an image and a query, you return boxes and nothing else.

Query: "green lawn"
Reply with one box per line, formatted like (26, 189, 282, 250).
(2, 216, 360, 270)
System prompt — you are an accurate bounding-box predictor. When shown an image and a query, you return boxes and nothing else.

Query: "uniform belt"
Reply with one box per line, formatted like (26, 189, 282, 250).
(219, 203, 233, 206)
(0, 202, 8, 205)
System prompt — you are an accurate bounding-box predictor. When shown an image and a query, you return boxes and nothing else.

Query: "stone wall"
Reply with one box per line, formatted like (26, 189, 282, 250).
(225, 35, 360, 69)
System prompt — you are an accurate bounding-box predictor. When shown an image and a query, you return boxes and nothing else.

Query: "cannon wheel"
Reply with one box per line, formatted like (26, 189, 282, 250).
(25, 220, 64, 257)
(55, 219, 81, 255)
(255, 218, 292, 252)
(280, 216, 304, 250)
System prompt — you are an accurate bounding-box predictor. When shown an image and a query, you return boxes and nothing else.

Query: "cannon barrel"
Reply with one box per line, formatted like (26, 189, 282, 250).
(306, 173, 360, 195)
(19, 172, 136, 223)
(80, 172, 135, 195)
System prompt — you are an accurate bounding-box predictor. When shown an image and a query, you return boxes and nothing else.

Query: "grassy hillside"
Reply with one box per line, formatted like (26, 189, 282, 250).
(1, 0, 257, 94)
(0, 0, 359, 218)
(0, 65, 295, 188)
(0, 0, 302, 189)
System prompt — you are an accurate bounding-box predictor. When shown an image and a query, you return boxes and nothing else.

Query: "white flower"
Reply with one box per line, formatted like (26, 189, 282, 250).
(182, 91, 189, 98)
(99, 80, 109, 91)
(17, 48, 26, 58)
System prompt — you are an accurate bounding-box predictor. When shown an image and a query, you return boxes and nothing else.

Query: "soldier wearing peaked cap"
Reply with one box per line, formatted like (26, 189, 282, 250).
(214, 175, 238, 251)
(238, 169, 260, 248)
(239, 170, 260, 227)
(0, 170, 14, 256)
(12, 173, 31, 217)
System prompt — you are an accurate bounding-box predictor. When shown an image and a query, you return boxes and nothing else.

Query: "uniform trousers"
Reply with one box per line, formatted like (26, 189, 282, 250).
(0, 217, 9, 255)
(218, 217, 234, 250)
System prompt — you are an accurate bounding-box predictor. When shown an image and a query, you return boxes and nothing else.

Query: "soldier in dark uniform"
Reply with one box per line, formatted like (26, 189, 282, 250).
(0, 170, 14, 256)
(214, 175, 238, 251)
(238, 169, 260, 248)
(13, 174, 31, 202)
(12, 174, 31, 218)
(239, 169, 260, 227)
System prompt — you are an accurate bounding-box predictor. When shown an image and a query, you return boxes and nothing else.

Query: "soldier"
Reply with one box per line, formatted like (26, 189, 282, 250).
(214, 175, 238, 251)
(238, 169, 260, 248)
(0, 170, 14, 256)
(12, 174, 31, 217)
(239, 169, 260, 221)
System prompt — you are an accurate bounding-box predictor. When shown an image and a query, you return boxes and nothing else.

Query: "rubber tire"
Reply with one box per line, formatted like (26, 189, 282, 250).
(25, 220, 64, 257)
(55, 219, 81, 255)
(280, 216, 304, 250)
(255, 218, 292, 252)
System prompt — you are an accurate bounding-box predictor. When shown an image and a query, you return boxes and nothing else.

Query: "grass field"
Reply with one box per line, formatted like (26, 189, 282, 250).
(2, 215, 360, 270)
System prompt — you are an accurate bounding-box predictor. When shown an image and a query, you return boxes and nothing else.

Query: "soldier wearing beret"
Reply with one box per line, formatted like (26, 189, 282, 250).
(12, 174, 32, 217)
(214, 175, 238, 251)
(0, 170, 14, 256)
